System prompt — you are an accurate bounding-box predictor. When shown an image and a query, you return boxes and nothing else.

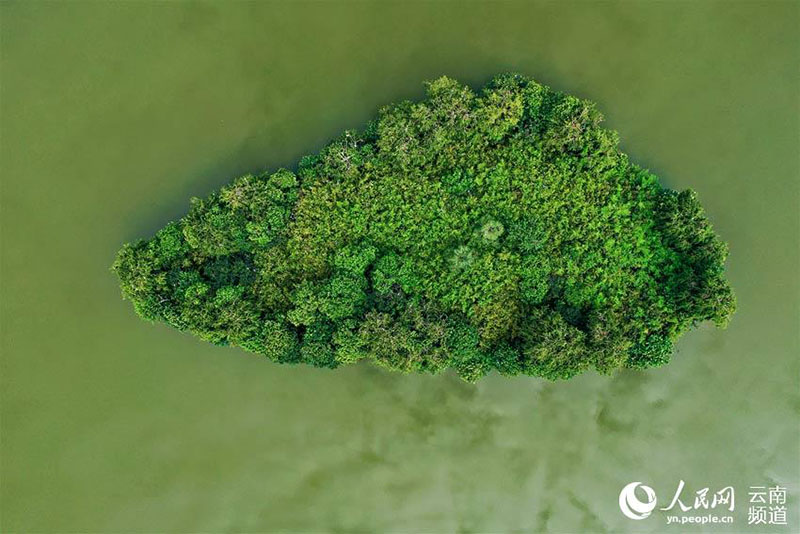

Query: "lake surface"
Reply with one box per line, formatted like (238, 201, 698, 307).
(2, 1, 798, 532)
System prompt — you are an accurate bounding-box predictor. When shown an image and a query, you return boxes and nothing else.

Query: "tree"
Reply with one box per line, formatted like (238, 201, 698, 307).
(113, 74, 735, 381)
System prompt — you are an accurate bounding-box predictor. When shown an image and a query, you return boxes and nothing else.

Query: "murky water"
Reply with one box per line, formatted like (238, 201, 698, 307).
(2, 2, 798, 532)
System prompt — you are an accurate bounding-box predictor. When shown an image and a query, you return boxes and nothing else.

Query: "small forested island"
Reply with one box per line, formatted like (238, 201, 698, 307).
(114, 74, 735, 381)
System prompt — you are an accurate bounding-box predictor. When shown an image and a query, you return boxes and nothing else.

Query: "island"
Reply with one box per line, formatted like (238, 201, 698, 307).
(113, 74, 735, 381)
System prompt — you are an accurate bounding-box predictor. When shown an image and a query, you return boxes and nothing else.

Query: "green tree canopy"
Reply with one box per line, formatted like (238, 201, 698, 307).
(113, 74, 735, 381)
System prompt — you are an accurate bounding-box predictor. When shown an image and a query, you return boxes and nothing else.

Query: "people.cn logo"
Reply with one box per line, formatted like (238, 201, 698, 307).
(619, 482, 658, 520)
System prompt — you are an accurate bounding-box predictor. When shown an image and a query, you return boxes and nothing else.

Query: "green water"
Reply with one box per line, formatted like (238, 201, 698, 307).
(2, 1, 798, 532)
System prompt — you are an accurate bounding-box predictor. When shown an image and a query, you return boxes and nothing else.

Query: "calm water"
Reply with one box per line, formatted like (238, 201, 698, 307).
(2, 2, 798, 532)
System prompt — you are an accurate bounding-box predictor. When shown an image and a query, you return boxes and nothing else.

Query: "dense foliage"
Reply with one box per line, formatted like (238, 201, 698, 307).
(113, 74, 735, 381)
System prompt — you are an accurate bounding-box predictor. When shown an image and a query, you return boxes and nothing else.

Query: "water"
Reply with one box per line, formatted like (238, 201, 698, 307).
(2, 2, 798, 532)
